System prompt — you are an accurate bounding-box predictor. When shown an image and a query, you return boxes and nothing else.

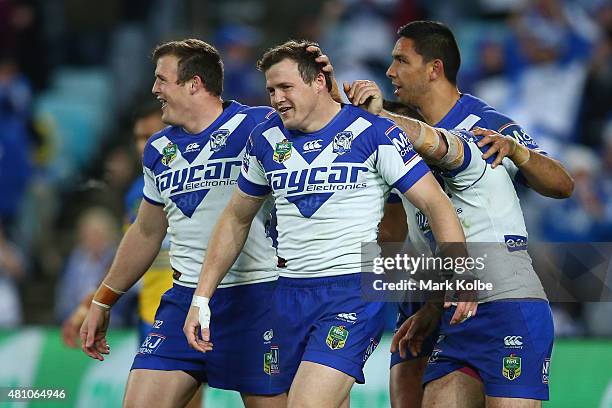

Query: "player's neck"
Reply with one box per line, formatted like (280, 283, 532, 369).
(418, 83, 461, 126)
(181, 97, 224, 134)
(299, 97, 341, 134)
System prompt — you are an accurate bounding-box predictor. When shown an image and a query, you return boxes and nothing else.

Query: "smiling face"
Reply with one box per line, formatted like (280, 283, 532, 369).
(265, 58, 321, 131)
(386, 37, 431, 108)
(151, 55, 192, 126)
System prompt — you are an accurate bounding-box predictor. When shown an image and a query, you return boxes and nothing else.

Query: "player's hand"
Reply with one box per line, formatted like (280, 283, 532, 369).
(306, 45, 342, 104)
(473, 127, 529, 168)
(80, 304, 111, 361)
(184, 297, 213, 353)
(62, 304, 89, 348)
(343, 80, 383, 115)
(446, 295, 478, 325)
(391, 302, 442, 359)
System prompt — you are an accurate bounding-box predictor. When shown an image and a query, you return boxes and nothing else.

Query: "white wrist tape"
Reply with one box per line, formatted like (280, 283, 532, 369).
(437, 129, 465, 170)
(191, 295, 211, 329)
(413, 121, 441, 158)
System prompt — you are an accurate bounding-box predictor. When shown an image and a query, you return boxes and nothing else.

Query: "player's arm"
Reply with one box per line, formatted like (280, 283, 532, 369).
(80, 200, 167, 360)
(344, 80, 453, 163)
(473, 127, 574, 198)
(379, 199, 407, 243)
(184, 188, 266, 352)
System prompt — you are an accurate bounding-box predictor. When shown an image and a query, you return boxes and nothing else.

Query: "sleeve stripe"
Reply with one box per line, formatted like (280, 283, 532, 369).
(385, 125, 398, 135)
(392, 161, 430, 193)
(143, 194, 164, 206)
(237, 174, 271, 196)
(404, 154, 422, 170)
(497, 122, 516, 133)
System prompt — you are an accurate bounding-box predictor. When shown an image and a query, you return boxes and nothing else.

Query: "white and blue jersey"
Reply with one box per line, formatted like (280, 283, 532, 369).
(142, 101, 277, 288)
(435, 93, 545, 185)
(239, 104, 430, 278)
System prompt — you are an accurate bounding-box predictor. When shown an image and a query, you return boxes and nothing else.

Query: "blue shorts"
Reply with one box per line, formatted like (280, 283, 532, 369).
(423, 300, 554, 400)
(390, 301, 440, 367)
(271, 273, 385, 391)
(131, 282, 283, 395)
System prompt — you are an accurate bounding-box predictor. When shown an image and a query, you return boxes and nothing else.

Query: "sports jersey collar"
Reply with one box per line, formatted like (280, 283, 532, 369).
(434, 93, 476, 129)
(179, 100, 243, 137)
(286, 104, 350, 138)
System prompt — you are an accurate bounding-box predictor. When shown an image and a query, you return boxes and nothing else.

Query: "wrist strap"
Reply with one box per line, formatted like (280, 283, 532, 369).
(92, 283, 126, 309)
(192, 295, 210, 308)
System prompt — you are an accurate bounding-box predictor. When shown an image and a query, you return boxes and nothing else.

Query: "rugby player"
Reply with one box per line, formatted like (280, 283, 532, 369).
(183, 40, 474, 408)
(79, 39, 285, 408)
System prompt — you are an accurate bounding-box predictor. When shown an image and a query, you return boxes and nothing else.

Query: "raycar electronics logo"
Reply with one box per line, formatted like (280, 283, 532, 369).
(156, 160, 242, 194)
(266, 165, 368, 195)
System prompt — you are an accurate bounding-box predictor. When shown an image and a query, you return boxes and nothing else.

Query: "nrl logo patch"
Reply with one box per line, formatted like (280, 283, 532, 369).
(326, 325, 349, 350)
(210, 129, 230, 152)
(332, 131, 353, 155)
(503, 354, 522, 380)
(273, 139, 293, 163)
(161, 142, 178, 166)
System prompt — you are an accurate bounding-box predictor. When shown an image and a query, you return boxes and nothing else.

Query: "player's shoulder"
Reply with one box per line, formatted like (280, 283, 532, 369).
(462, 94, 516, 131)
(343, 104, 398, 140)
(143, 125, 176, 168)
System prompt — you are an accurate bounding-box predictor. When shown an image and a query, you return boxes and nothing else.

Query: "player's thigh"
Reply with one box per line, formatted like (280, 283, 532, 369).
(422, 370, 485, 408)
(241, 392, 287, 408)
(185, 385, 204, 408)
(123, 369, 200, 408)
(485, 396, 541, 408)
(288, 361, 355, 408)
(390, 357, 428, 408)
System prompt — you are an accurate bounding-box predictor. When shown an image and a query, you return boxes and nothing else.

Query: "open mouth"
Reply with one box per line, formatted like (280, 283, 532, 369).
(277, 106, 292, 115)
(157, 97, 168, 109)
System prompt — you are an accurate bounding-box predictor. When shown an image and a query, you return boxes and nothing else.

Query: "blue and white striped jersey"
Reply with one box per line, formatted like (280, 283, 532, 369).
(142, 101, 277, 288)
(239, 104, 430, 278)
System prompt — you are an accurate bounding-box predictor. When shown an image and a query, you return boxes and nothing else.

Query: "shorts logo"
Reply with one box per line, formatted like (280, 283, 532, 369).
(184, 142, 201, 153)
(542, 358, 550, 384)
(264, 345, 280, 375)
(336, 312, 357, 324)
(263, 329, 274, 342)
(332, 131, 353, 155)
(504, 235, 528, 252)
(326, 325, 349, 350)
(138, 333, 166, 354)
(273, 139, 293, 163)
(363, 338, 379, 362)
(428, 348, 442, 363)
(503, 354, 522, 380)
(161, 142, 178, 166)
(436, 335, 445, 344)
(210, 129, 229, 152)
(152, 320, 163, 329)
(504, 335, 523, 349)
(303, 139, 323, 153)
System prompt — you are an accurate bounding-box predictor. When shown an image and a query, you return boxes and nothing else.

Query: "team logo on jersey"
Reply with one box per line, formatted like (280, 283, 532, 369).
(263, 345, 280, 375)
(273, 139, 293, 163)
(184, 142, 201, 153)
(303, 139, 323, 153)
(326, 325, 349, 350)
(332, 131, 353, 155)
(363, 338, 379, 362)
(502, 354, 522, 380)
(210, 129, 230, 152)
(542, 358, 550, 384)
(161, 142, 178, 166)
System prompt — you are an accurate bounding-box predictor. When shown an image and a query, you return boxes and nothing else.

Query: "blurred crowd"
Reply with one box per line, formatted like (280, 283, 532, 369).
(0, 0, 610, 336)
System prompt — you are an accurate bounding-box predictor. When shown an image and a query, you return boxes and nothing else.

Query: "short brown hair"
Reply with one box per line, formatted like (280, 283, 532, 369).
(257, 40, 332, 92)
(152, 39, 224, 96)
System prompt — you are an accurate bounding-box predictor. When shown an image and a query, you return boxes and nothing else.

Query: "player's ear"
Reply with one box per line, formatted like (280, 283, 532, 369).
(190, 75, 204, 94)
(315, 72, 327, 93)
(429, 59, 444, 81)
